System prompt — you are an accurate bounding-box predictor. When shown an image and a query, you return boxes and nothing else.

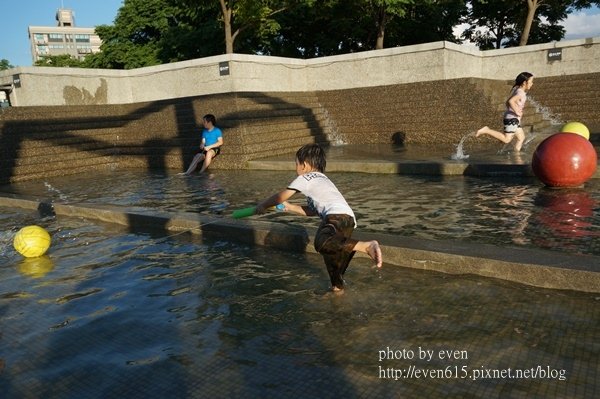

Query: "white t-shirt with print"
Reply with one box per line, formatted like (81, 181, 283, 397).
(288, 172, 356, 226)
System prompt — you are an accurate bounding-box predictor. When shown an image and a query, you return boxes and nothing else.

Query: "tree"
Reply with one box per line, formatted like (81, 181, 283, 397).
(264, 0, 371, 57)
(463, 0, 600, 49)
(519, 0, 600, 46)
(520, 0, 542, 46)
(361, 0, 414, 49)
(462, 0, 522, 49)
(85, 0, 177, 69)
(159, 3, 223, 62)
(177, 0, 299, 54)
(264, 0, 465, 58)
(34, 54, 85, 67)
(386, 0, 467, 46)
(0, 59, 13, 70)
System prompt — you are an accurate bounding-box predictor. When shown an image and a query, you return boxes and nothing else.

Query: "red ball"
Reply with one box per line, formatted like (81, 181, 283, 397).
(532, 133, 597, 187)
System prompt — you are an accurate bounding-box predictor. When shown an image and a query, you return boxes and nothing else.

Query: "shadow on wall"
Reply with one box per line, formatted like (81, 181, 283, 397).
(63, 78, 108, 105)
(0, 90, 332, 186)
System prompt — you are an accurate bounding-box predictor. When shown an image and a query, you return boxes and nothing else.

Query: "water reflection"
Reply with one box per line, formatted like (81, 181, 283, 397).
(17, 255, 55, 278)
(531, 188, 599, 253)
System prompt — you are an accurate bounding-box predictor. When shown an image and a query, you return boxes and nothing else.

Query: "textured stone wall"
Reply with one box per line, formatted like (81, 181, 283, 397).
(0, 91, 331, 183)
(527, 73, 600, 135)
(1, 75, 597, 184)
(315, 78, 557, 150)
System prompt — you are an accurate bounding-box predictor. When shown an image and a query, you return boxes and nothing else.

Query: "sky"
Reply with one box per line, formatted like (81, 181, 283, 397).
(1, 0, 600, 68)
(1, 0, 124, 67)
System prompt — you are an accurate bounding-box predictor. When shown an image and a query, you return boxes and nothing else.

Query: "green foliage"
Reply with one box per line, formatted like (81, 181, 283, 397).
(177, 0, 300, 54)
(387, 0, 468, 46)
(262, 0, 371, 57)
(34, 54, 85, 67)
(85, 0, 177, 69)
(78, 0, 599, 68)
(159, 2, 223, 61)
(0, 59, 14, 70)
(263, 0, 465, 57)
(462, 0, 599, 49)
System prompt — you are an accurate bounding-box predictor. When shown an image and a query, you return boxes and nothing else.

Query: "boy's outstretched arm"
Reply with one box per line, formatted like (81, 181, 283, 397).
(256, 189, 296, 214)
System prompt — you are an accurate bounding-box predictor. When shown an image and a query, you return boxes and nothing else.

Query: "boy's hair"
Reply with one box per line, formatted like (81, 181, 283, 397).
(203, 114, 216, 125)
(296, 143, 326, 173)
(513, 72, 533, 88)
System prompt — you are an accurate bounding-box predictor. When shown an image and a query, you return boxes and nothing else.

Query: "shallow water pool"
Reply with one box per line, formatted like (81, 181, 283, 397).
(2, 169, 600, 256)
(0, 209, 598, 398)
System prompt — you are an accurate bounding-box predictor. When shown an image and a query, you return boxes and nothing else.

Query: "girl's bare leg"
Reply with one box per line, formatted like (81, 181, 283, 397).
(476, 126, 513, 144)
(514, 128, 525, 152)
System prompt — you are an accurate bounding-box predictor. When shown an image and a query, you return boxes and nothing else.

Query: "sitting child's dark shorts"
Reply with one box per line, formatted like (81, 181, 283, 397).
(194, 147, 221, 156)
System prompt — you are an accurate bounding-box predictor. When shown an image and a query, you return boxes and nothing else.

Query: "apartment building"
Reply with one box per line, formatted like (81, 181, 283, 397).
(27, 9, 102, 65)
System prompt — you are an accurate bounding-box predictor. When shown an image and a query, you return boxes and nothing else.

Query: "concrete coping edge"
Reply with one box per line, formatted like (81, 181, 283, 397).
(1, 193, 598, 294)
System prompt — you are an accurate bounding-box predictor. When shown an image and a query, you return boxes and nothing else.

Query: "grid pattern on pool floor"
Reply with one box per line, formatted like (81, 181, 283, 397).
(0, 245, 598, 399)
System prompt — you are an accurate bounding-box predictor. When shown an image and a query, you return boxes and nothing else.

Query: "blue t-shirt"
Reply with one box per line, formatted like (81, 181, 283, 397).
(202, 127, 223, 146)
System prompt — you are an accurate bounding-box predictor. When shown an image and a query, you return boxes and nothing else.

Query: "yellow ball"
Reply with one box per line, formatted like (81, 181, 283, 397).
(13, 225, 51, 258)
(560, 121, 590, 140)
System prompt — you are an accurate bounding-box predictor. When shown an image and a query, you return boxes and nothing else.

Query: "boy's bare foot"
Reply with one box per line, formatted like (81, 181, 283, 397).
(476, 126, 488, 137)
(367, 241, 383, 268)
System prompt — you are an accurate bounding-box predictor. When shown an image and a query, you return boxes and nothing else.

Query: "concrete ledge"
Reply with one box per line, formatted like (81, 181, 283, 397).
(2, 194, 599, 293)
(248, 157, 600, 178)
(248, 158, 534, 176)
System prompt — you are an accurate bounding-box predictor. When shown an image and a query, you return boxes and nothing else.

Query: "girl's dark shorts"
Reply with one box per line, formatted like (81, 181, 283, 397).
(503, 118, 520, 133)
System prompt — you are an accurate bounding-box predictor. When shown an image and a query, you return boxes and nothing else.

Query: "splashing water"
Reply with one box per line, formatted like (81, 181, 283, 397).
(319, 102, 346, 146)
(0, 231, 14, 258)
(528, 96, 564, 126)
(498, 132, 539, 154)
(450, 132, 475, 160)
(44, 182, 69, 201)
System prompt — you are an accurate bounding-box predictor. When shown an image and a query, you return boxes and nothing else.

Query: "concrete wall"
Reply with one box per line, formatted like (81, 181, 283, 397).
(1, 38, 599, 107)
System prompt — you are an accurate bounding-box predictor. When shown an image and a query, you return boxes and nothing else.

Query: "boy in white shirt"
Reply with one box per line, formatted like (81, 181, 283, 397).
(256, 144, 382, 291)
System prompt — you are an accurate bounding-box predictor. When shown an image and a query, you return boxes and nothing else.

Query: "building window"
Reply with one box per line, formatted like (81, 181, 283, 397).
(77, 45, 92, 54)
(48, 33, 64, 42)
(37, 45, 49, 55)
(75, 34, 90, 43)
(34, 33, 45, 42)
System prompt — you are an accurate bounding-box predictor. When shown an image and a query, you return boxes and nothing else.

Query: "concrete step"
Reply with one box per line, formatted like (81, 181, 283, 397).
(0, 116, 139, 134)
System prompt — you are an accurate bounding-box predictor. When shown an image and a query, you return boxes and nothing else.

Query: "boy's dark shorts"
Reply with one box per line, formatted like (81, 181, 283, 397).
(314, 214, 358, 290)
